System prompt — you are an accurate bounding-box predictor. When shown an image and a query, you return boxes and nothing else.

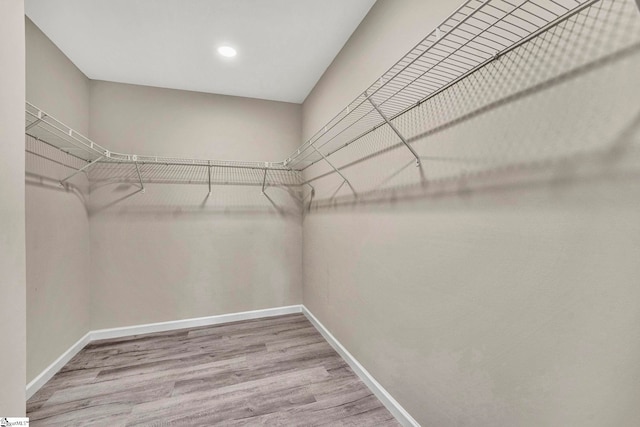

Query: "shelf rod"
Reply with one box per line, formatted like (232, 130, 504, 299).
(365, 90, 420, 167)
(311, 144, 357, 197)
(60, 155, 103, 186)
(95, 160, 286, 172)
(134, 161, 145, 193)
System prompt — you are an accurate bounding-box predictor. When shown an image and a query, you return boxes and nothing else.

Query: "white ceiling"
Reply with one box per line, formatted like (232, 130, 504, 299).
(25, 0, 377, 103)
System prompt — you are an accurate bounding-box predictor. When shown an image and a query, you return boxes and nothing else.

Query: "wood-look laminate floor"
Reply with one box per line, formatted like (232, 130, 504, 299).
(27, 313, 400, 426)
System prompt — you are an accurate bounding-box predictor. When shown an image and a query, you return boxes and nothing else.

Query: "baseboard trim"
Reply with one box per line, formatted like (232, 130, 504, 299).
(301, 306, 420, 427)
(26, 304, 418, 426)
(90, 305, 303, 341)
(26, 331, 91, 400)
(26, 305, 302, 399)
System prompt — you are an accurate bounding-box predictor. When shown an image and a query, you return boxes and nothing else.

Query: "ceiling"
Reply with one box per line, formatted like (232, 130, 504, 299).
(25, 0, 377, 103)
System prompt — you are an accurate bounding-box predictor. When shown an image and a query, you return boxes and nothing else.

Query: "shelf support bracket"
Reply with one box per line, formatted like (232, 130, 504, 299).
(26, 112, 47, 131)
(207, 161, 212, 195)
(311, 144, 357, 197)
(261, 168, 268, 194)
(134, 161, 145, 193)
(60, 155, 103, 186)
(365, 91, 420, 166)
(305, 182, 315, 212)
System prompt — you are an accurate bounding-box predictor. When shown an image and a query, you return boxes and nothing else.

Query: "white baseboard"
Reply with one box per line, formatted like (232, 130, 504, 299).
(90, 305, 303, 341)
(301, 306, 420, 427)
(26, 305, 301, 399)
(26, 331, 91, 400)
(26, 304, 417, 427)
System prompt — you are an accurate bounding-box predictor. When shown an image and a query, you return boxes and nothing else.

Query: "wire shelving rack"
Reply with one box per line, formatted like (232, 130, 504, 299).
(25, 0, 609, 199)
(25, 102, 301, 194)
(284, 0, 600, 172)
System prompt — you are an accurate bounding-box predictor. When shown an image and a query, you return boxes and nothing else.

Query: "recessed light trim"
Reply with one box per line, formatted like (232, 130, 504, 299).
(217, 46, 237, 58)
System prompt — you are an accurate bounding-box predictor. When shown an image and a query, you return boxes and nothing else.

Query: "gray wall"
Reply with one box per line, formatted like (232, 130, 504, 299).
(302, 0, 640, 425)
(25, 18, 92, 384)
(88, 81, 303, 329)
(0, 0, 27, 415)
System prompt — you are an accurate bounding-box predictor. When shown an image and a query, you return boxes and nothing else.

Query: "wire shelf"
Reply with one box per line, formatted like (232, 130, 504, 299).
(26, 102, 107, 163)
(25, 102, 301, 193)
(284, 0, 599, 170)
(302, 0, 640, 205)
(25, 0, 616, 197)
(88, 162, 304, 187)
(25, 102, 289, 172)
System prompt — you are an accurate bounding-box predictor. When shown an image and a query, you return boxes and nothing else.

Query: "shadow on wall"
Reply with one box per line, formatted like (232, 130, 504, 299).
(302, 0, 640, 212)
(26, 136, 305, 219)
(85, 164, 304, 219)
(26, 136, 304, 219)
(25, 134, 89, 208)
(86, 182, 303, 219)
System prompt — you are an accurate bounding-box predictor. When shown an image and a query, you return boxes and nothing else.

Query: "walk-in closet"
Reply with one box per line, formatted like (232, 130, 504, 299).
(1, 0, 639, 425)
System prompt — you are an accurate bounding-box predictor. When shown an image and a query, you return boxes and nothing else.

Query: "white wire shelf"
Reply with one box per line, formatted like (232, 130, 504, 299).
(26, 102, 302, 193)
(88, 162, 303, 187)
(283, 0, 598, 170)
(25, 102, 288, 172)
(25, 0, 607, 195)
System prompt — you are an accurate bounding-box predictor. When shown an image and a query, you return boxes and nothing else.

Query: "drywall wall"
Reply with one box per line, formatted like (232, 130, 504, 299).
(25, 18, 90, 135)
(302, 0, 640, 425)
(25, 18, 91, 383)
(89, 81, 303, 329)
(0, 0, 26, 415)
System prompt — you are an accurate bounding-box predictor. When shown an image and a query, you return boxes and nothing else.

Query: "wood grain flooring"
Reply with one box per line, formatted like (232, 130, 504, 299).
(27, 313, 400, 426)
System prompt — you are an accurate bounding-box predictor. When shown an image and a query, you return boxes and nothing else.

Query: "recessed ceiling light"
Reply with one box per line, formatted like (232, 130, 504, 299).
(217, 46, 237, 58)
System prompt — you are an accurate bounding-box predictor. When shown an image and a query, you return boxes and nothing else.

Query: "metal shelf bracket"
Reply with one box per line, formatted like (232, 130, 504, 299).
(365, 91, 420, 167)
(26, 111, 47, 131)
(261, 168, 268, 194)
(305, 182, 315, 212)
(134, 161, 145, 193)
(59, 155, 104, 186)
(311, 144, 357, 197)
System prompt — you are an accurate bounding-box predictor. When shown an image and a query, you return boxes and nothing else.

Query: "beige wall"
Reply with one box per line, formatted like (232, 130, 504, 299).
(25, 18, 92, 384)
(0, 0, 27, 415)
(90, 81, 301, 161)
(25, 18, 90, 135)
(88, 81, 303, 329)
(302, 1, 640, 425)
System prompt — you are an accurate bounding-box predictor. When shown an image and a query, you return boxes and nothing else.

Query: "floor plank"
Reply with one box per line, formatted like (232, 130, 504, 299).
(27, 313, 400, 426)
